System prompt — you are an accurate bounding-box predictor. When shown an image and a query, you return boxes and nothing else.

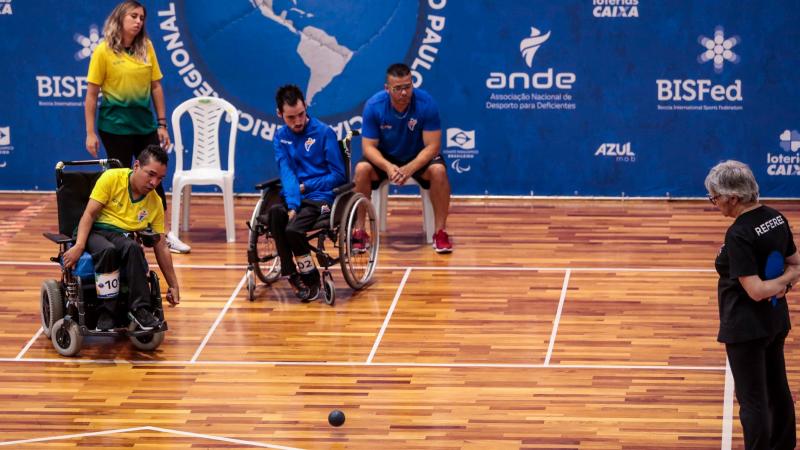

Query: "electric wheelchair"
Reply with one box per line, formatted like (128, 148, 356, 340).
(40, 159, 168, 357)
(245, 131, 379, 305)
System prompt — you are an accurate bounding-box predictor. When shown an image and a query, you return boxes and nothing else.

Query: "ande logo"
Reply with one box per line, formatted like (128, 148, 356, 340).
(485, 26, 577, 111)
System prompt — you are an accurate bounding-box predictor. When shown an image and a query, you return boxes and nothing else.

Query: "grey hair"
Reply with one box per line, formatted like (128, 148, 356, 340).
(704, 160, 759, 203)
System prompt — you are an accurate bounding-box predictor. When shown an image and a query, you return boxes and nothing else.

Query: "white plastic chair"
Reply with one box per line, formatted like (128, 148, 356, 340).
(372, 178, 434, 243)
(170, 96, 239, 243)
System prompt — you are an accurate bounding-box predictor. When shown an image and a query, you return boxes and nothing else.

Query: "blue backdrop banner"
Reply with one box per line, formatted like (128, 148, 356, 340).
(1, 0, 799, 197)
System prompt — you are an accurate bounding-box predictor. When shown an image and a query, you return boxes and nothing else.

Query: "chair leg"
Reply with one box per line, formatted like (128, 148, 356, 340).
(222, 179, 235, 243)
(421, 189, 434, 243)
(373, 182, 389, 233)
(181, 185, 191, 233)
(170, 182, 182, 238)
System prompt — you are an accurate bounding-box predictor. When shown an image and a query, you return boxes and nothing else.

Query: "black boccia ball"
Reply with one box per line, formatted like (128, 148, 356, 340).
(328, 409, 345, 427)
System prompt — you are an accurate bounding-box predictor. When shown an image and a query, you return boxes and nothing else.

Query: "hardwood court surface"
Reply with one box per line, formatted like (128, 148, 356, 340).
(1, 193, 799, 449)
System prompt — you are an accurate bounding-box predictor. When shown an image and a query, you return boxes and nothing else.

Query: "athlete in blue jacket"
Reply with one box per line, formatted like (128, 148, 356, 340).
(268, 85, 346, 301)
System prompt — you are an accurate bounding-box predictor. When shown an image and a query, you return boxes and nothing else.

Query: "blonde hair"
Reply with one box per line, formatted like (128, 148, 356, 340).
(704, 160, 760, 203)
(103, 1, 149, 61)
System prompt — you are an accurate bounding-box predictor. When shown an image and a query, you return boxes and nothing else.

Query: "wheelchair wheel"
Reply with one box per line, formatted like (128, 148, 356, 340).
(246, 269, 256, 301)
(250, 228, 281, 284)
(338, 193, 379, 290)
(40, 279, 64, 338)
(322, 272, 335, 306)
(51, 318, 82, 357)
(127, 322, 165, 351)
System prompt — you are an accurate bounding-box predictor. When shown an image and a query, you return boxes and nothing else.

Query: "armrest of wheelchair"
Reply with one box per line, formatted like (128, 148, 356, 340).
(255, 177, 281, 191)
(43, 232, 74, 245)
(137, 229, 161, 248)
(333, 182, 354, 195)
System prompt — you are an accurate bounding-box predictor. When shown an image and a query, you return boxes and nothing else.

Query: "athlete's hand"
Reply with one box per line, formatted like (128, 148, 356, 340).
(86, 133, 99, 158)
(166, 285, 180, 306)
(157, 127, 171, 149)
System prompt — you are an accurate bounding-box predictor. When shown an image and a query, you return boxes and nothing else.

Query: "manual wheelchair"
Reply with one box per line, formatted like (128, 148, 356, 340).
(40, 159, 168, 357)
(245, 131, 379, 305)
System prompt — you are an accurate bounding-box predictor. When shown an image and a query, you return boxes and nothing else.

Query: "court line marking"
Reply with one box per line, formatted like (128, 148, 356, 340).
(0, 425, 303, 449)
(0, 426, 147, 447)
(15, 327, 43, 360)
(0, 260, 717, 273)
(544, 269, 571, 366)
(367, 267, 412, 364)
(721, 358, 734, 450)
(190, 272, 247, 363)
(1, 357, 725, 371)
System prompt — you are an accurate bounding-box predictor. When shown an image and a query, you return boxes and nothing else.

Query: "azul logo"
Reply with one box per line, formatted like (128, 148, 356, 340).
(656, 26, 743, 107)
(446, 128, 475, 149)
(592, 0, 639, 18)
(520, 28, 550, 68)
(595, 142, 635, 162)
(443, 127, 478, 174)
(304, 137, 315, 152)
(486, 26, 576, 90)
(698, 26, 740, 73)
(0, 0, 12, 15)
(74, 25, 102, 61)
(407, 118, 418, 132)
(779, 129, 800, 153)
(768, 130, 800, 176)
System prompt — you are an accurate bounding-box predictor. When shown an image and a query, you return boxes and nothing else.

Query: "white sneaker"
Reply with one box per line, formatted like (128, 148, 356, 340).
(166, 232, 191, 254)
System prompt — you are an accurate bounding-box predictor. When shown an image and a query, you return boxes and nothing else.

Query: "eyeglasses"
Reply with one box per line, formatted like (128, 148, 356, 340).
(708, 194, 722, 205)
(389, 83, 413, 94)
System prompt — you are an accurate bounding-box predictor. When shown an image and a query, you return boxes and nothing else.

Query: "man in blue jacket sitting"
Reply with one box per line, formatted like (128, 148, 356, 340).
(268, 85, 347, 301)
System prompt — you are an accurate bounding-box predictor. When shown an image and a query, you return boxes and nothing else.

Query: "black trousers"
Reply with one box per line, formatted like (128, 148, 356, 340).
(267, 201, 324, 276)
(98, 130, 166, 210)
(726, 330, 796, 450)
(86, 230, 151, 314)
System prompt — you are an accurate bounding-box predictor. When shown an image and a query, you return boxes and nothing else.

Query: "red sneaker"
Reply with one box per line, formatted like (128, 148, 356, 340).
(432, 229, 453, 253)
(352, 228, 370, 252)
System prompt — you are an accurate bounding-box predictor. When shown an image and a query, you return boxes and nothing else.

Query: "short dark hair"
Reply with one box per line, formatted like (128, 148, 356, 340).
(137, 144, 168, 166)
(275, 84, 306, 113)
(386, 63, 411, 79)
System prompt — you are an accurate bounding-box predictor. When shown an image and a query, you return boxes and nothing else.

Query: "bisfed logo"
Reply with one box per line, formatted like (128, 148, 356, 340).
(35, 25, 96, 106)
(486, 27, 576, 90)
(656, 26, 743, 106)
(0, 0, 12, 15)
(74, 25, 102, 61)
(592, 0, 639, 18)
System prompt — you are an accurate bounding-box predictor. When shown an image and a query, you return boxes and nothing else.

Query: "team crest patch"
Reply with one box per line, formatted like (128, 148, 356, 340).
(407, 118, 417, 131)
(137, 209, 149, 223)
(304, 137, 315, 152)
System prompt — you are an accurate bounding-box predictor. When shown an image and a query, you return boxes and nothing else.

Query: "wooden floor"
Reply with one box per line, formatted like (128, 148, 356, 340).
(1, 193, 799, 449)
